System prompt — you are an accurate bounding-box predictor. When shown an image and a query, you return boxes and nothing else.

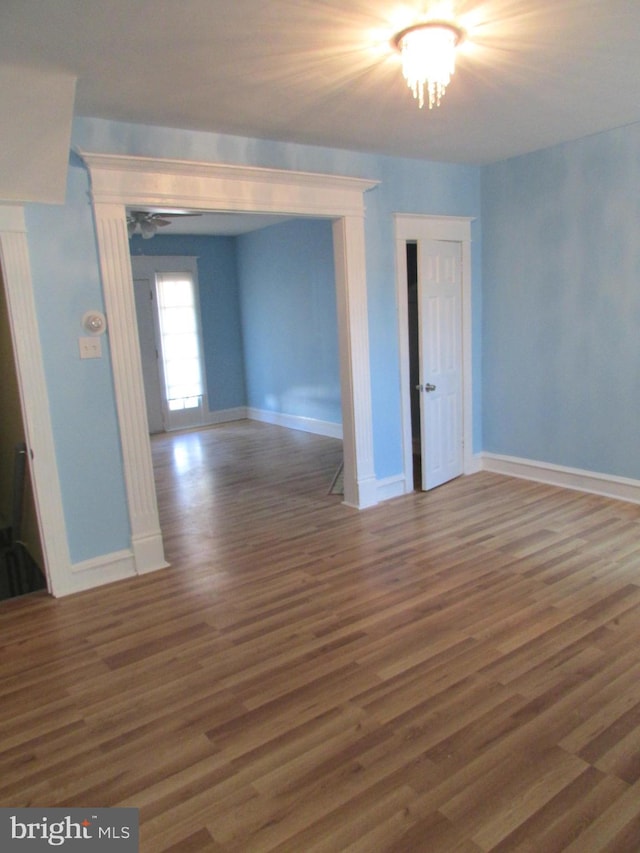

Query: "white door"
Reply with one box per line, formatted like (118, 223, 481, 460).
(131, 256, 208, 433)
(133, 277, 165, 434)
(418, 239, 463, 490)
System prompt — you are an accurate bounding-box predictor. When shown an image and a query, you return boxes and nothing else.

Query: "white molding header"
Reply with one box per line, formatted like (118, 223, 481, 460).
(394, 213, 474, 242)
(78, 151, 380, 218)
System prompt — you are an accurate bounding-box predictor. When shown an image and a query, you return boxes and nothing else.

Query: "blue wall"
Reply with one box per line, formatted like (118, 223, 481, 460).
(25, 155, 130, 562)
(130, 221, 341, 424)
(72, 117, 483, 480)
(23, 117, 482, 565)
(129, 234, 246, 411)
(482, 123, 640, 479)
(20, 112, 640, 576)
(237, 218, 341, 424)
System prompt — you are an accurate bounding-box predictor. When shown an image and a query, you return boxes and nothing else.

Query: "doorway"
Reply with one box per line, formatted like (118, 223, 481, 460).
(132, 255, 208, 434)
(0, 263, 47, 598)
(396, 214, 474, 493)
(82, 153, 379, 577)
(406, 242, 421, 486)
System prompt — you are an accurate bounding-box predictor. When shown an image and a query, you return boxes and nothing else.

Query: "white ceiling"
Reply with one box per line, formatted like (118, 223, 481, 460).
(3, 0, 640, 166)
(127, 210, 294, 237)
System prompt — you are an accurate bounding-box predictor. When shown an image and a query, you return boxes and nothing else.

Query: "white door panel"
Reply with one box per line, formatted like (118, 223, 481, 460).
(419, 239, 463, 490)
(131, 256, 207, 433)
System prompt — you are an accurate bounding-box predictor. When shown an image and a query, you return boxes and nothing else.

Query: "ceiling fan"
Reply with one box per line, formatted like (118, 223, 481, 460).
(127, 209, 202, 239)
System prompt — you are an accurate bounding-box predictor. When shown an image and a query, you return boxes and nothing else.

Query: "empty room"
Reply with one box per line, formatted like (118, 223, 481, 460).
(1, 1, 640, 850)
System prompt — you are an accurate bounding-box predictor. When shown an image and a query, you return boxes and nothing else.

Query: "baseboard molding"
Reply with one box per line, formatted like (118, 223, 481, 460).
(376, 474, 409, 503)
(247, 407, 343, 439)
(131, 530, 171, 575)
(163, 406, 248, 432)
(69, 549, 137, 595)
(466, 454, 483, 475)
(202, 406, 248, 426)
(68, 541, 170, 596)
(481, 452, 640, 505)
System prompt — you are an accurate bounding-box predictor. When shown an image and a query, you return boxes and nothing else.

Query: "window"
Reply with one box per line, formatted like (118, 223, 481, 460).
(155, 271, 203, 411)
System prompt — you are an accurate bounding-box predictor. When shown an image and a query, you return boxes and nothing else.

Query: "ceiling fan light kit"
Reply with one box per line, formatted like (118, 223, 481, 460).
(126, 210, 201, 239)
(393, 19, 464, 109)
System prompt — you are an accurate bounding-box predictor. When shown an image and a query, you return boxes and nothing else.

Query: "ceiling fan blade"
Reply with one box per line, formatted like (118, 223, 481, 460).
(126, 210, 203, 238)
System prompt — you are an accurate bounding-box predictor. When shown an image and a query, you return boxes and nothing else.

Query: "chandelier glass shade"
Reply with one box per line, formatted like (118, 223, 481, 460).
(394, 21, 464, 109)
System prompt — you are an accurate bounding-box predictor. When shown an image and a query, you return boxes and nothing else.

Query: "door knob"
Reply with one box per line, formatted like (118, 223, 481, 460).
(425, 383, 436, 392)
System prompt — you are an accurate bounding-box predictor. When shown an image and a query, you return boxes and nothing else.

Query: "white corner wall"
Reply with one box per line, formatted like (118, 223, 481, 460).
(0, 65, 76, 204)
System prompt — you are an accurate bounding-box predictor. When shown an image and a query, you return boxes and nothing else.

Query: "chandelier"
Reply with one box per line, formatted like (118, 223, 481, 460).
(393, 20, 464, 109)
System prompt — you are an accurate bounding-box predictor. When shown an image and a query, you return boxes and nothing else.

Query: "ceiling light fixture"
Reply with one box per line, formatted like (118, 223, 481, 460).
(126, 209, 202, 239)
(393, 19, 464, 109)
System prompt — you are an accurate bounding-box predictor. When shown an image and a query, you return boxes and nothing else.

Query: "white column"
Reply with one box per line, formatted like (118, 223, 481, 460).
(333, 215, 377, 508)
(92, 202, 168, 573)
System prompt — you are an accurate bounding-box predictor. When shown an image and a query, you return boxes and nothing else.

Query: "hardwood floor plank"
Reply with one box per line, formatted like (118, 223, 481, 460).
(560, 777, 640, 852)
(2, 421, 640, 850)
(487, 767, 626, 853)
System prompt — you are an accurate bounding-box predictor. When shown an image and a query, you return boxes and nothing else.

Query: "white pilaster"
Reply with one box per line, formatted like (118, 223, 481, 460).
(92, 202, 168, 573)
(0, 205, 72, 595)
(333, 216, 377, 508)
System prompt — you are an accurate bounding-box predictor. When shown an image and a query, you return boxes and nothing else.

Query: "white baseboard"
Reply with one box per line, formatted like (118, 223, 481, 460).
(68, 544, 170, 596)
(376, 474, 409, 503)
(481, 452, 640, 505)
(247, 407, 343, 439)
(163, 406, 248, 432)
(203, 406, 248, 426)
(132, 531, 171, 575)
(69, 549, 137, 595)
(466, 454, 483, 475)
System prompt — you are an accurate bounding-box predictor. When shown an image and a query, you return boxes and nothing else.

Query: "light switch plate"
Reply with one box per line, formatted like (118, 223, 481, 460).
(79, 336, 102, 359)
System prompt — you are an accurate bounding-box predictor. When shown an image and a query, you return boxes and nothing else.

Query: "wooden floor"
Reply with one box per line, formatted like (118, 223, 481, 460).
(2, 420, 640, 851)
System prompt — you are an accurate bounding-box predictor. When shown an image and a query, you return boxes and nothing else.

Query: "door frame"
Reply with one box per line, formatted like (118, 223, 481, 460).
(132, 255, 208, 433)
(394, 214, 474, 492)
(81, 152, 380, 576)
(0, 206, 71, 596)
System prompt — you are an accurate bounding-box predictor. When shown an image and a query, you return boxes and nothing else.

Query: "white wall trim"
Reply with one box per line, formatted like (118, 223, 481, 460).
(481, 452, 640, 505)
(78, 153, 378, 217)
(80, 151, 380, 582)
(247, 408, 343, 439)
(394, 214, 474, 492)
(0, 204, 72, 597)
(468, 453, 483, 475)
(376, 473, 408, 503)
(332, 215, 378, 509)
(201, 406, 248, 427)
(70, 549, 137, 594)
(160, 407, 248, 432)
(91, 202, 169, 577)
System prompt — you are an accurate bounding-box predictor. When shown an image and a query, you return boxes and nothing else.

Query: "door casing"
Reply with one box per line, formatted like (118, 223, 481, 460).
(395, 214, 474, 493)
(82, 152, 380, 578)
(132, 255, 208, 434)
(418, 238, 463, 490)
